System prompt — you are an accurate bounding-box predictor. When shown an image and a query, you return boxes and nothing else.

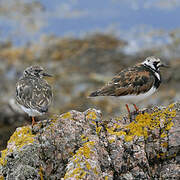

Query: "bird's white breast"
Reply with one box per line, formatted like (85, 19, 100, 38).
(119, 86, 157, 102)
(154, 72, 160, 81)
(20, 105, 42, 117)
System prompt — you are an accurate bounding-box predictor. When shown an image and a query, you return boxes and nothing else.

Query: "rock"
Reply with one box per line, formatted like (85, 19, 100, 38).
(0, 100, 28, 150)
(0, 34, 180, 151)
(0, 102, 180, 179)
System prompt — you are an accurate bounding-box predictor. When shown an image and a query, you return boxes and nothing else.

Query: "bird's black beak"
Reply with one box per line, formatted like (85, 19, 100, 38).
(42, 72, 53, 77)
(159, 63, 169, 68)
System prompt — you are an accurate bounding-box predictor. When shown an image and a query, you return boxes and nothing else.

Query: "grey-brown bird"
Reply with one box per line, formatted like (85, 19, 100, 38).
(16, 65, 53, 126)
(89, 56, 168, 114)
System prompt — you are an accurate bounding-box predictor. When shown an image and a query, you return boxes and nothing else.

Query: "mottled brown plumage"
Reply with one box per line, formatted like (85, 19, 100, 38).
(16, 66, 53, 125)
(89, 56, 168, 105)
(90, 64, 156, 97)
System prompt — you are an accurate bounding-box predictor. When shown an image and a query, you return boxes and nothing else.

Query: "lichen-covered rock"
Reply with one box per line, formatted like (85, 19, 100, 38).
(1, 34, 180, 152)
(0, 102, 180, 179)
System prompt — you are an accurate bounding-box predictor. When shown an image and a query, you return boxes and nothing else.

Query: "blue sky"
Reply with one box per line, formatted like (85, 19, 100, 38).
(40, 0, 180, 34)
(0, 0, 180, 53)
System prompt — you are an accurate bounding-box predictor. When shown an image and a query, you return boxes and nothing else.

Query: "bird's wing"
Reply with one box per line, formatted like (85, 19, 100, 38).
(90, 65, 155, 97)
(16, 78, 52, 112)
(16, 78, 34, 108)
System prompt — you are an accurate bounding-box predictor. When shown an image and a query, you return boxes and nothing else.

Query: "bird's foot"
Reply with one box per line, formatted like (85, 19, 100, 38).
(133, 104, 139, 113)
(125, 104, 132, 121)
(125, 104, 131, 115)
(126, 104, 140, 122)
(31, 117, 36, 126)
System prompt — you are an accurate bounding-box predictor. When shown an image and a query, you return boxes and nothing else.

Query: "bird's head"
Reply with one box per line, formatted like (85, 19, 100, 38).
(23, 65, 52, 78)
(142, 56, 168, 71)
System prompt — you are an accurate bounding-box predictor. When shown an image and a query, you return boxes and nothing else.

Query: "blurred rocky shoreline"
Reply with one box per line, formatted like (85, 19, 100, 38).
(0, 34, 180, 150)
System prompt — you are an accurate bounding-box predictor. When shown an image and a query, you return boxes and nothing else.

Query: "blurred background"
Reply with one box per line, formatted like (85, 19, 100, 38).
(0, 0, 180, 150)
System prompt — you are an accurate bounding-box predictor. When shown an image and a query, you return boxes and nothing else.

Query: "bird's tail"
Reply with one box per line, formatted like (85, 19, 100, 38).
(88, 90, 101, 97)
(40, 106, 48, 113)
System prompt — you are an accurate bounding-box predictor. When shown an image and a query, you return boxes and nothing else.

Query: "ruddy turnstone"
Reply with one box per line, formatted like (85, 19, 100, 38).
(89, 56, 168, 114)
(16, 65, 53, 126)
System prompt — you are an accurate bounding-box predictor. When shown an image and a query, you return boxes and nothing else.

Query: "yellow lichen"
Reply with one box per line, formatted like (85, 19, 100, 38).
(85, 160, 91, 170)
(91, 121, 96, 126)
(86, 111, 103, 137)
(106, 104, 176, 142)
(123, 104, 176, 141)
(157, 153, 166, 159)
(0, 149, 8, 166)
(124, 135, 133, 142)
(161, 142, 168, 148)
(108, 138, 116, 143)
(81, 134, 89, 142)
(0, 126, 35, 166)
(165, 121, 174, 131)
(69, 151, 74, 156)
(64, 141, 96, 179)
(96, 126, 102, 135)
(86, 111, 97, 120)
(80, 141, 95, 159)
(93, 167, 98, 175)
(81, 134, 85, 139)
(114, 123, 121, 129)
(64, 167, 85, 179)
(61, 112, 72, 119)
(105, 176, 108, 180)
(72, 168, 81, 176)
(8, 126, 35, 150)
(106, 127, 126, 136)
(160, 132, 167, 138)
(38, 166, 44, 180)
(79, 171, 86, 178)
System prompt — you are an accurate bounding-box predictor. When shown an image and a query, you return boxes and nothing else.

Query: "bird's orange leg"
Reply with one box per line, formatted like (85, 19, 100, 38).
(31, 116, 36, 126)
(125, 104, 131, 115)
(133, 104, 139, 112)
